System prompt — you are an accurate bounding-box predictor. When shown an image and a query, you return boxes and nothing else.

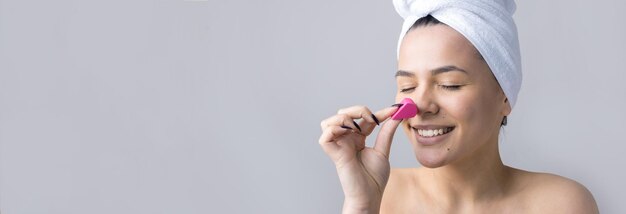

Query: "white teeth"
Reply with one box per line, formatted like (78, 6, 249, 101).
(416, 127, 452, 137)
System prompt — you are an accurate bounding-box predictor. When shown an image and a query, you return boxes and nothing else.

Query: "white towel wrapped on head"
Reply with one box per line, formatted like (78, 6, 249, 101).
(393, 0, 522, 109)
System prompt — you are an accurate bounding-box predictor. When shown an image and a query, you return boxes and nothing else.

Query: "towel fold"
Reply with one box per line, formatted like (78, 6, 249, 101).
(393, 0, 522, 109)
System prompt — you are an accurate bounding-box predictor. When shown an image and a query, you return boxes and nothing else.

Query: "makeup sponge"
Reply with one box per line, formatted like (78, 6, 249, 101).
(391, 98, 419, 120)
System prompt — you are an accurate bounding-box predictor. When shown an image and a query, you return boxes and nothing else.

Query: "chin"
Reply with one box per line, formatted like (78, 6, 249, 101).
(414, 148, 449, 168)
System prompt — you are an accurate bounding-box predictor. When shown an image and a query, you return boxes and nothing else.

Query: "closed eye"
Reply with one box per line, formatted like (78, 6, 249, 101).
(440, 85, 462, 90)
(400, 87, 416, 93)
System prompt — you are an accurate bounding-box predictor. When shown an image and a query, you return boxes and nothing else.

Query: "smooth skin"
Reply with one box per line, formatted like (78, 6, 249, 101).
(319, 24, 599, 213)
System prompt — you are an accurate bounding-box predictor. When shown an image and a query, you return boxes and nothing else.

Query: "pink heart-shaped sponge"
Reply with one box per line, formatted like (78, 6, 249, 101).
(391, 98, 419, 120)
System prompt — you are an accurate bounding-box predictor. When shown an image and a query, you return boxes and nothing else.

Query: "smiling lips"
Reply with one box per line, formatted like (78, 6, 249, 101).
(415, 127, 455, 138)
(413, 127, 454, 138)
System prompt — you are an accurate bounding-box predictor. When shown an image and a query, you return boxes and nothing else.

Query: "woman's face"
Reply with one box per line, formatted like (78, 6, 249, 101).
(396, 24, 511, 168)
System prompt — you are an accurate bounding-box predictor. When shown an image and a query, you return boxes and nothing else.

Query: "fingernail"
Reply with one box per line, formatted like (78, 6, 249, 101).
(371, 114, 380, 126)
(352, 121, 362, 132)
(391, 103, 403, 108)
(340, 125, 353, 130)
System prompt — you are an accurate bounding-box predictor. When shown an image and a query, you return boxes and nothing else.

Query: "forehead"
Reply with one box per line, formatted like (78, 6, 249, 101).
(398, 24, 483, 73)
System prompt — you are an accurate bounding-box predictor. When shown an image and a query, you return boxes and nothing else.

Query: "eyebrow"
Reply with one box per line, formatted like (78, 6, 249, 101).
(395, 65, 468, 78)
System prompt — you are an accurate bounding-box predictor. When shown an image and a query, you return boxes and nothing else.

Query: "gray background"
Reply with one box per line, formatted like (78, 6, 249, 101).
(0, 0, 624, 213)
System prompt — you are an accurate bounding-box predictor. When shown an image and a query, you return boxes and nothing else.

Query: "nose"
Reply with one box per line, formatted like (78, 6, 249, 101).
(412, 87, 439, 117)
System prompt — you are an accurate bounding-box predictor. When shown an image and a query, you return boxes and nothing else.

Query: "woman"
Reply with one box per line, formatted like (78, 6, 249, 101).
(318, 0, 599, 213)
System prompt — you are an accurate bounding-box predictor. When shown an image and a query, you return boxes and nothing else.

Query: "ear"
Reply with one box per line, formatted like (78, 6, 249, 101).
(502, 98, 512, 116)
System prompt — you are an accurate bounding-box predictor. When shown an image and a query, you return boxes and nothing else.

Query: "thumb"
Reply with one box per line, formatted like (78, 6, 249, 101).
(373, 109, 404, 159)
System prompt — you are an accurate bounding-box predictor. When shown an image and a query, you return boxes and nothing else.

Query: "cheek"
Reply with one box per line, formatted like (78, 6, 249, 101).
(440, 92, 478, 122)
(444, 89, 501, 148)
(440, 91, 490, 140)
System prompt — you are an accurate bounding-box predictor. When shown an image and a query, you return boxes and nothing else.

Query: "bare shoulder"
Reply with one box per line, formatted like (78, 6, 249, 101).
(511, 168, 599, 214)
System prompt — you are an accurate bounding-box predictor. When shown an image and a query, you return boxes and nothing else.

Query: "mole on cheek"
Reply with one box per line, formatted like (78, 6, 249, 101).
(447, 148, 450, 151)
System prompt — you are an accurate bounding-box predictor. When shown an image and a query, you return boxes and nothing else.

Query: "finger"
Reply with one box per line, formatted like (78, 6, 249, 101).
(318, 125, 353, 154)
(360, 105, 403, 135)
(320, 114, 362, 132)
(337, 105, 382, 136)
(373, 116, 403, 159)
(337, 105, 377, 124)
(375, 105, 404, 122)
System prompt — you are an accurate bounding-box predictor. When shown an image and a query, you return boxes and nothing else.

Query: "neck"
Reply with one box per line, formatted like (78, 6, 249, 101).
(421, 136, 511, 206)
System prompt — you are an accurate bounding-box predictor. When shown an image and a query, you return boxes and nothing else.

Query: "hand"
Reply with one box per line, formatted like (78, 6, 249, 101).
(319, 105, 402, 212)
